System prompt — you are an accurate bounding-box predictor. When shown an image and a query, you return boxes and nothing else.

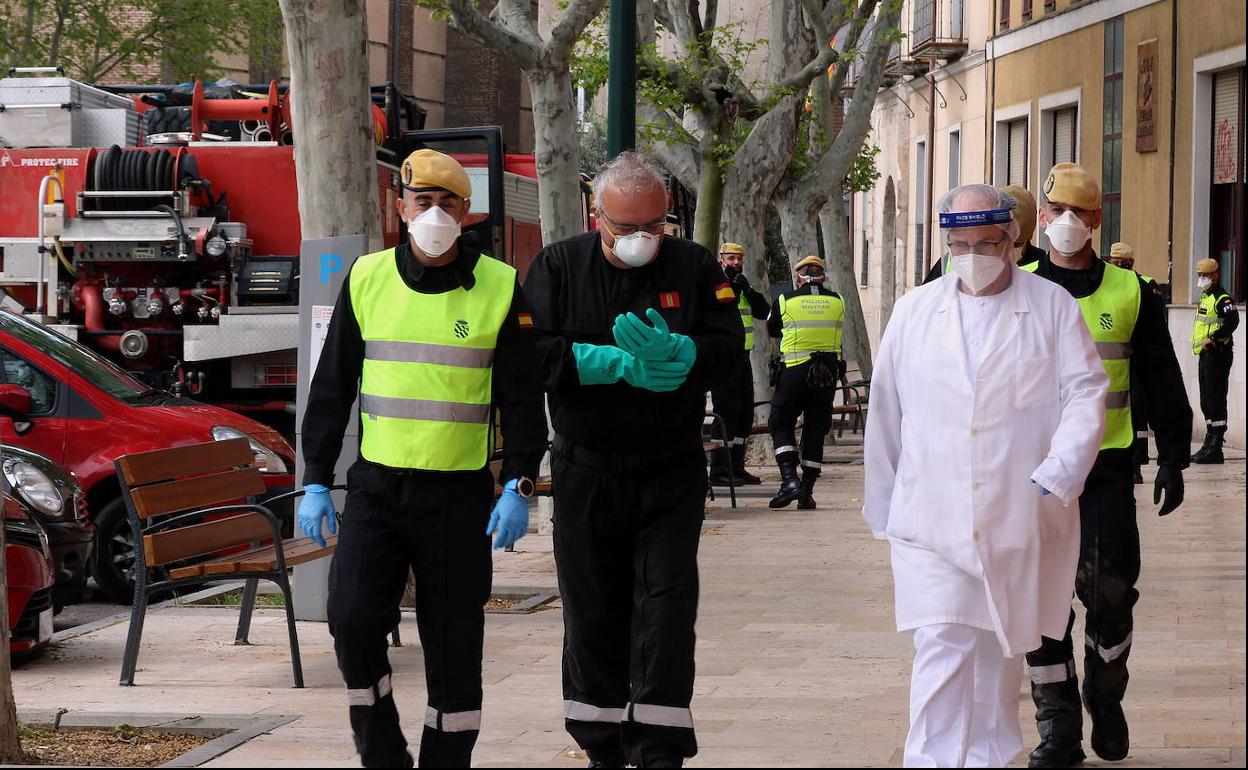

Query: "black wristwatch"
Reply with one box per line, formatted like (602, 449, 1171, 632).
(513, 476, 536, 498)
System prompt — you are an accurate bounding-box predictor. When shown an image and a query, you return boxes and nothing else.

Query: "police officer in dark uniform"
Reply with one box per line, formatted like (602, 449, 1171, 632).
(924, 184, 1043, 284)
(708, 242, 770, 487)
(298, 149, 548, 768)
(1022, 163, 1191, 768)
(1190, 257, 1239, 463)
(1106, 241, 1164, 483)
(766, 256, 844, 510)
(523, 152, 742, 768)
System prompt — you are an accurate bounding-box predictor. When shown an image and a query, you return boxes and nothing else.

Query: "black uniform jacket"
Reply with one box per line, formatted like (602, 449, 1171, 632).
(1204, 283, 1240, 346)
(1031, 253, 1192, 468)
(523, 231, 744, 455)
(300, 241, 548, 487)
(766, 283, 842, 340)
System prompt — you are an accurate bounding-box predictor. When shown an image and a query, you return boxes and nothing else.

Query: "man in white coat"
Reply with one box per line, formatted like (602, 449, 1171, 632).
(863, 184, 1110, 768)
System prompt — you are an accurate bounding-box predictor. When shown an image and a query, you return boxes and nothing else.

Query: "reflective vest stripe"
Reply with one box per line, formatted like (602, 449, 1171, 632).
(1105, 390, 1130, 409)
(359, 394, 492, 424)
(1191, 291, 1231, 355)
(788, 319, 844, 329)
(783, 350, 837, 361)
(364, 340, 494, 368)
(1094, 341, 1132, 359)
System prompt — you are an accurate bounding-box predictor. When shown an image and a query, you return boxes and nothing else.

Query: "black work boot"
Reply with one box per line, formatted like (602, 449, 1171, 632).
(731, 444, 762, 485)
(1028, 677, 1086, 768)
(796, 473, 817, 509)
(708, 451, 734, 487)
(1192, 427, 1225, 464)
(1085, 653, 1131, 761)
(769, 458, 802, 509)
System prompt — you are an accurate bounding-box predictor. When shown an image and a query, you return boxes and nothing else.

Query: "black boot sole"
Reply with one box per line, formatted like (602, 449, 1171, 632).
(769, 490, 800, 509)
(1028, 746, 1086, 768)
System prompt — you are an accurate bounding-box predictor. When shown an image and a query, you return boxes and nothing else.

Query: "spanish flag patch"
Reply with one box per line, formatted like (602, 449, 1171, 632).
(659, 291, 681, 309)
(517, 312, 535, 329)
(714, 282, 736, 304)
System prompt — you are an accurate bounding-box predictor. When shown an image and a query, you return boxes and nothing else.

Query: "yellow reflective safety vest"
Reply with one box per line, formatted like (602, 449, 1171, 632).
(739, 292, 755, 351)
(1192, 289, 1232, 355)
(1024, 261, 1139, 450)
(350, 248, 515, 471)
(778, 289, 845, 367)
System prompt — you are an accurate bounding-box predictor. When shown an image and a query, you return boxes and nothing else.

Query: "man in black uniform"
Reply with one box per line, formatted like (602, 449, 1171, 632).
(1190, 257, 1239, 463)
(923, 184, 1043, 284)
(766, 256, 844, 510)
(524, 151, 742, 768)
(708, 242, 770, 487)
(1022, 163, 1191, 768)
(298, 149, 548, 768)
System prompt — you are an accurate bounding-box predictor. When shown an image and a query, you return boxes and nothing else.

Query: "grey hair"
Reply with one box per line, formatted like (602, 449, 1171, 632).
(592, 151, 667, 201)
(937, 183, 1021, 245)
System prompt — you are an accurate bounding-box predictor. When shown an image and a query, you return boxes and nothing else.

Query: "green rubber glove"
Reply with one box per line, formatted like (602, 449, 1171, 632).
(613, 308, 698, 375)
(572, 342, 689, 392)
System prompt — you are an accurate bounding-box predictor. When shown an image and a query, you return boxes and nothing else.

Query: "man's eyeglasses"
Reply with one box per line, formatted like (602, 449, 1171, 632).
(599, 209, 667, 237)
(947, 236, 1009, 256)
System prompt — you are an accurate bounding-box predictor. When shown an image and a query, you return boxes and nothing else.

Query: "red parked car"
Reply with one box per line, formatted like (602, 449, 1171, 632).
(0, 310, 295, 602)
(5, 492, 57, 656)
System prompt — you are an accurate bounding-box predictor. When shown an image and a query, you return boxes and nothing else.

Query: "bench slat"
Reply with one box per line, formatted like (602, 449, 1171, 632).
(129, 468, 267, 519)
(118, 438, 254, 486)
(144, 513, 272, 567)
(169, 535, 338, 580)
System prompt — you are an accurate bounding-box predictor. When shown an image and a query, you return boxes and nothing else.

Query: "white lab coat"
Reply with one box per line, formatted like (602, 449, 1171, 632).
(864, 270, 1110, 657)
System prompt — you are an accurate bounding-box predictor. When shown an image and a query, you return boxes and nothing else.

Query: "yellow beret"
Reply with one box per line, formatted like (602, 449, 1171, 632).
(400, 149, 472, 198)
(1196, 258, 1220, 274)
(1001, 185, 1036, 246)
(794, 255, 825, 271)
(1110, 242, 1134, 260)
(1043, 162, 1101, 210)
(719, 242, 745, 255)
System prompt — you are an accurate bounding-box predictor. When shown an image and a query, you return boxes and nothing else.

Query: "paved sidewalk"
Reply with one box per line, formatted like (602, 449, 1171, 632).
(12, 444, 1245, 767)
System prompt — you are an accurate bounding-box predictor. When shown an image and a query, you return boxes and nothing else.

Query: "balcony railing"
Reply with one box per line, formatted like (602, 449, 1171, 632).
(911, 0, 968, 61)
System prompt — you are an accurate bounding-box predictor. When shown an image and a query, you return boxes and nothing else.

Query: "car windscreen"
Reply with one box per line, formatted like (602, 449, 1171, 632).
(0, 312, 147, 400)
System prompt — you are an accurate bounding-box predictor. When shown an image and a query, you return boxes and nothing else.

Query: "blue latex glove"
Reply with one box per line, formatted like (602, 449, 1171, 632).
(486, 479, 529, 550)
(572, 343, 688, 392)
(1030, 479, 1052, 496)
(297, 484, 337, 547)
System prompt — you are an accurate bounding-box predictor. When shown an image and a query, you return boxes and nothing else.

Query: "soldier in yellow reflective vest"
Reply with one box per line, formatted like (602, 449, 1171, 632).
(298, 149, 548, 768)
(1190, 257, 1239, 464)
(765, 256, 844, 509)
(1022, 163, 1192, 769)
(708, 242, 770, 486)
(1106, 241, 1164, 482)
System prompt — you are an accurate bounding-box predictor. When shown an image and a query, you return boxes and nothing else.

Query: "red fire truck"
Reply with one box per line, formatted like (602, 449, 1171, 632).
(0, 70, 548, 438)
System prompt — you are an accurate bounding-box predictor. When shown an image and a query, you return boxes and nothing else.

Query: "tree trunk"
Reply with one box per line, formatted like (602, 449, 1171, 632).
(0, 514, 22, 763)
(528, 68, 584, 244)
(774, 190, 820, 270)
(692, 144, 725, 250)
(820, 188, 872, 378)
(278, 0, 382, 250)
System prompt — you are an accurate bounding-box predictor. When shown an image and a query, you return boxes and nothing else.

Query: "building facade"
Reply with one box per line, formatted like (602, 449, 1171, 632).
(853, 0, 1246, 446)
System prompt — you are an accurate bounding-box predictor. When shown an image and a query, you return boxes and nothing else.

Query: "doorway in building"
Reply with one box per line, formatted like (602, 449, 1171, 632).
(1210, 66, 1244, 301)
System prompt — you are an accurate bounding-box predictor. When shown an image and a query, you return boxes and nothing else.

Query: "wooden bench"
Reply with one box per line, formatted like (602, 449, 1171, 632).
(114, 438, 321, 688)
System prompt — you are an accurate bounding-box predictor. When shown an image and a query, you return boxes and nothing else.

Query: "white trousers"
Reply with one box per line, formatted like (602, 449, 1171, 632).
(905, 623, 1025, 768)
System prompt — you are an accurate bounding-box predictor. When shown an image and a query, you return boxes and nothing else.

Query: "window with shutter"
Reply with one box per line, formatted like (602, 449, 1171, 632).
(1101, 17, 1124, 252)
(1213, 70, 1241, 184)
(1008, 119, 1028, 187)
(1053, 107, 1076, 165)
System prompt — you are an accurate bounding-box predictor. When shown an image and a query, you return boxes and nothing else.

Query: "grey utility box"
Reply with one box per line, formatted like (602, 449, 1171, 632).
(0, 76, 139, 148)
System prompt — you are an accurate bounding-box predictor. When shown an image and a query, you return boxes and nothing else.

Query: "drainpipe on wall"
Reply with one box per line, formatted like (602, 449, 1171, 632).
(1165, 0, 1178, 300)
(987, 0, 998, 184)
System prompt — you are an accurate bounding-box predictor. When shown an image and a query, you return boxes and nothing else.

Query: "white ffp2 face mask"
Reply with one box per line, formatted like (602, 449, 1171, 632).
(409, 205, 461, 257)
(1197, 276, 1213, 289)
(1044, 210, 1092, 256)
(612, 231, 662, 267)
(952, 252, 1009, 294)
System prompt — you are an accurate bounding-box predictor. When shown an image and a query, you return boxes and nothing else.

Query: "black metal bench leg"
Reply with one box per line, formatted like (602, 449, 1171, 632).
(390, 625, 402, 647)
(276, 572, 304, 688)
(723, 446, 737, 508)
(235, 578, 260, 645)
(119, 588, 149, 686)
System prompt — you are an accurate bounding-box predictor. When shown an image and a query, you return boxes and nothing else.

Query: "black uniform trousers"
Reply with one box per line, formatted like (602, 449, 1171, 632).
(551, 439, 705, 767)
(710, 350, 756, 452)
(327, 460, 494, 768)
(1026, 452, 1140, 717)
(1198, 344, 1233, 426)
(768, 359, 834, 476)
